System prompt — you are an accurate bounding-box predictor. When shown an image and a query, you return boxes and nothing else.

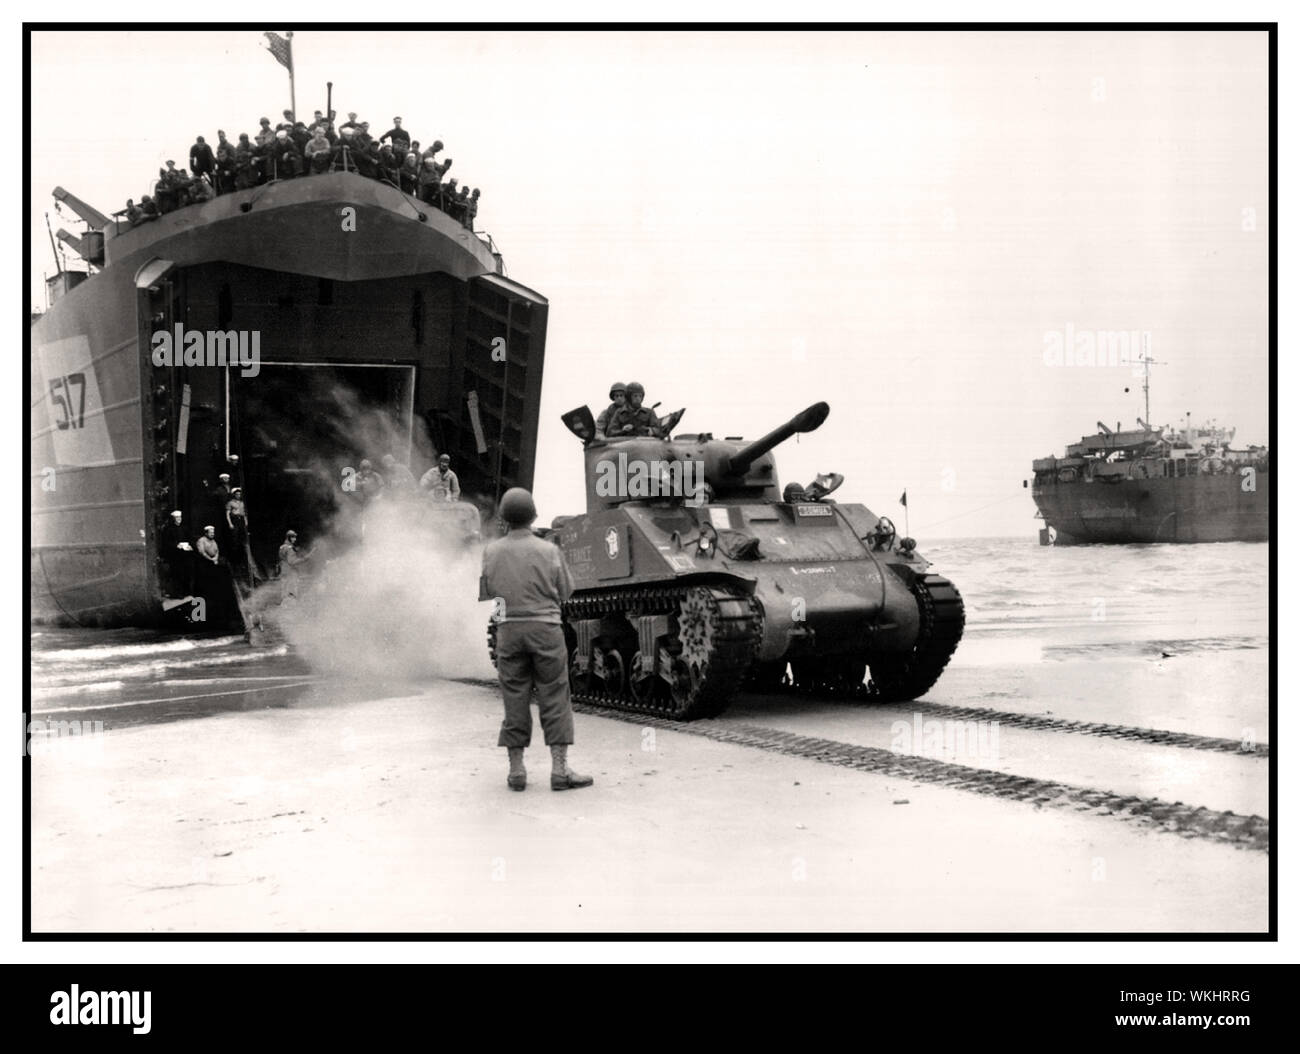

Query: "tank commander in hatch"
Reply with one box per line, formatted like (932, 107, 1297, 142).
(595, 382, 627, 439)
(609, 381, 663, 438)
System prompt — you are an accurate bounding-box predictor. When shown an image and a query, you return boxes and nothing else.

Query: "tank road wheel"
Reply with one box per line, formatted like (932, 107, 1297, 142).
(592, 645, 626, 696)
(867, 574, 965, 702)
(565, 585, 760, 720)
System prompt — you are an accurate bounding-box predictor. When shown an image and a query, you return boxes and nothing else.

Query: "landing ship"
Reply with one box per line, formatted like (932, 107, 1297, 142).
(31, 154, 548, 628)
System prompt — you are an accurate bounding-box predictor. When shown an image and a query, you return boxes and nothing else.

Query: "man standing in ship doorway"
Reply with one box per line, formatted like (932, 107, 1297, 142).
(278, 530, 311, 602)
(421, 454, 460, 502)
(160, 510, 193, 596)
(481, 488, 593, 792)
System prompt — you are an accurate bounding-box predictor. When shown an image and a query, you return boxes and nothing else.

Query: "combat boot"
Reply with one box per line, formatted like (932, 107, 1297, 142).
(507, 746, 526, 791)
(549, 745, 593, 791)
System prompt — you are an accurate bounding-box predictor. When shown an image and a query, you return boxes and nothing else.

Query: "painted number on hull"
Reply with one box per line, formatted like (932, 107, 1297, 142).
(37, 335, 113, 466)
(49, 373, 87, 430)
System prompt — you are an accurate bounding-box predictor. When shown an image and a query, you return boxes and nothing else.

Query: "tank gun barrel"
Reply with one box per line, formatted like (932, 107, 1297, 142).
(725, 402, 830, 475)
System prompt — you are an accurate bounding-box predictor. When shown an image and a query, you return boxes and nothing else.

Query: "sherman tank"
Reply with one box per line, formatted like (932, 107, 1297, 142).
(529, 400, 964, 720)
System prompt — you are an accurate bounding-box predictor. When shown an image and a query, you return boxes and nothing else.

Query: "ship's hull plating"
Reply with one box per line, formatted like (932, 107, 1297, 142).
(1032, 472, 1270, 545)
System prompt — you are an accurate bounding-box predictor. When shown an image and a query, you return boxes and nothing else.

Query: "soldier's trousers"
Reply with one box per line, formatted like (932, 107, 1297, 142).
(495, 621, 574, 748)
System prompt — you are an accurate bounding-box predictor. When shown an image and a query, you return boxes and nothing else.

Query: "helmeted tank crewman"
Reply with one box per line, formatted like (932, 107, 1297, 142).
(595, 382, 627, 439)
(609, 381, 663, 437)
(481, 487, 593, 792)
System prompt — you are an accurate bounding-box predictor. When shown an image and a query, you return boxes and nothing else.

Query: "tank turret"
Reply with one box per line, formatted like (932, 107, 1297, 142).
(571, 402, 831, 510)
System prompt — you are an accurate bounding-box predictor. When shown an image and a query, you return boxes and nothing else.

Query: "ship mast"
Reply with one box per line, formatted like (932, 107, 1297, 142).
(1134, 349, 1165, 428)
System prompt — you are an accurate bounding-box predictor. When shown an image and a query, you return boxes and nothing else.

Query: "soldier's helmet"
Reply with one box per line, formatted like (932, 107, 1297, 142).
(609, 381, 627, 399)
(498, 487, 537, 527)
(625, 381, 645, 397)
(285, 530, 297, 541)
(359, 459, 372, 471)
(432, 139, 445, 152)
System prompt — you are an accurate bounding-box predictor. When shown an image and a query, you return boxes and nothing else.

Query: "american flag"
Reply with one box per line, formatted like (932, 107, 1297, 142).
(264, 31, 293, 71)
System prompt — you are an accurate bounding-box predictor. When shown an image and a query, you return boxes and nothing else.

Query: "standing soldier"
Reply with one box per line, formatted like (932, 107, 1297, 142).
(195, 525, 221, 572)
(160, 510, 192, 595)
(380, 116, 411, 155)
(214, 131, 236, 193)
(189, 135, 215, 182)
(278, 530, 310, 600)
(481, 488, 593, 792)
(234, 134, 257, 189)
(595, 382, 627, 439)
(466, 187, 480, 229)
(420, 453, 460, 502)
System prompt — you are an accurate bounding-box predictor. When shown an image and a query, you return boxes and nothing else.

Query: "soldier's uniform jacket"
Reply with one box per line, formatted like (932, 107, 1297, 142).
(381, 127, 411, 152)
(420, 466, 460, 501)
(594, 401, 622, 437)
(609, 404, 663, 437)
(189, 141, 215, 175)
(278, 542, 307, 575)
(481, 529, 574, 625)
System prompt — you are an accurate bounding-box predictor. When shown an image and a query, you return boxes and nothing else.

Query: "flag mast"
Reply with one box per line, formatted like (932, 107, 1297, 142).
(263, 31, 296, 120)
(286, 31, 296, 119)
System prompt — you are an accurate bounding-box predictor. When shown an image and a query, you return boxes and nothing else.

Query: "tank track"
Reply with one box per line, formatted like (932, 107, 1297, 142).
(865, 573, 965, 702)
(567, 584, 761, 720)
(488, 584, 761, 720)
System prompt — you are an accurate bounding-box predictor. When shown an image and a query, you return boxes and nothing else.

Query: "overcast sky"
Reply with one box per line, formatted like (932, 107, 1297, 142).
(29, 28, 1270, 537)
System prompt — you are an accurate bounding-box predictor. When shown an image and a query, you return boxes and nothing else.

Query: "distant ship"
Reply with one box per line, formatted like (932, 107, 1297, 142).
(31, 134, 549, 627)
(1031, 417, 1269, 545)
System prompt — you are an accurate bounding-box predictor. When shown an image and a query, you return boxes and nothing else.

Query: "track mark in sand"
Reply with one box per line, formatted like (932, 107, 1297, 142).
(867, 700, 1268, 757)
(455, 676, 1267, 757)
(571, 703, 1271, 853)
